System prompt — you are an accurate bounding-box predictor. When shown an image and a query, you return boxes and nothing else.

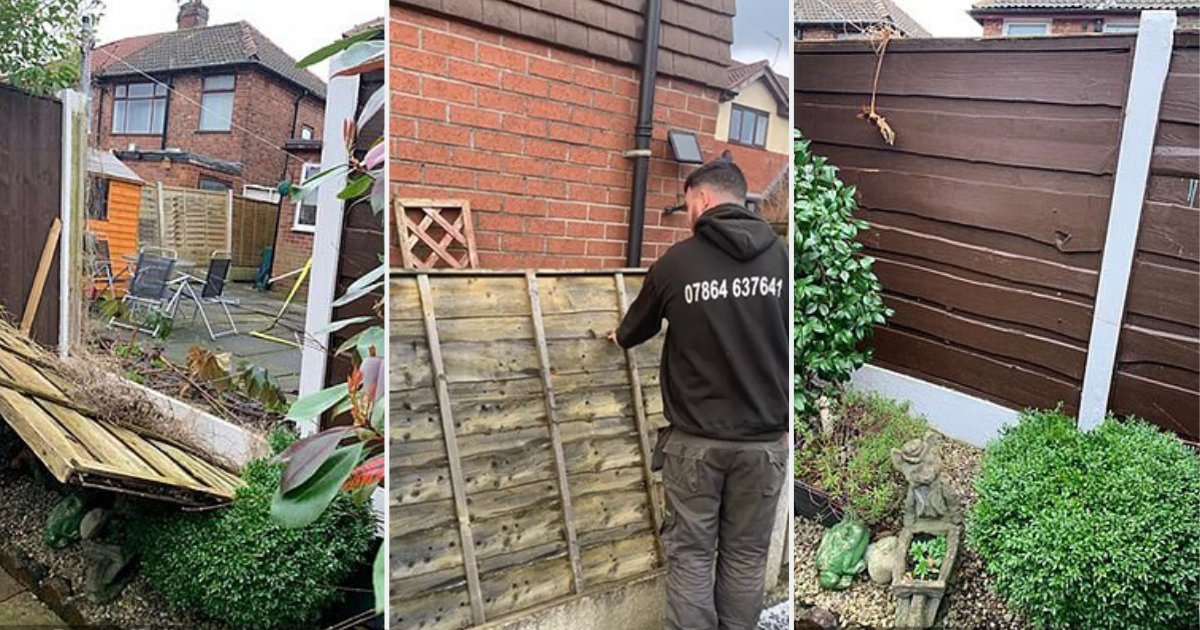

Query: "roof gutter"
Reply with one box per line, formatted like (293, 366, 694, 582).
(625, 0, 663, 268)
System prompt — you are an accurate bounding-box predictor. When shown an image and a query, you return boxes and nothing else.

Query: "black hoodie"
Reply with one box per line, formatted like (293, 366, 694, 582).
(616, 203, 788, 442)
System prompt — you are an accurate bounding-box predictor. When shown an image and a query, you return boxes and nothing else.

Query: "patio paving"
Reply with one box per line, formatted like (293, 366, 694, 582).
(0, 568, 64, 627)
(96, 282, 308, 398)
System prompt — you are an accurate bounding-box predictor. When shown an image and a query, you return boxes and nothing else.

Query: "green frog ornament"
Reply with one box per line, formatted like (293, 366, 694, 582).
(815, 515, 870, 590)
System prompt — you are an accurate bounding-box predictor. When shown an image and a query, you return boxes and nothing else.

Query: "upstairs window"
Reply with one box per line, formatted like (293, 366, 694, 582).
(1003, 20, 1051, 36)
(112, 82, 167, 135)
(729, 104, 769, 148)
(199, 74, 235, 131)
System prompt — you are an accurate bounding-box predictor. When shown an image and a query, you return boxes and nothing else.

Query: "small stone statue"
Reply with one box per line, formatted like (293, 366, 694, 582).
(815, 516, 869, 590)
(891, 432, 960, 528)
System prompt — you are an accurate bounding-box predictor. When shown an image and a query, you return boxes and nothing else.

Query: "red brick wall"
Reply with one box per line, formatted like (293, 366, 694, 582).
(270, 150, 321, 292)
(390, 4, 729, 269)
(797, 26, 839, 41)
(978, 15, 1132, 37)
(118, 159, 242, 190)
(93, 67, 324, 189)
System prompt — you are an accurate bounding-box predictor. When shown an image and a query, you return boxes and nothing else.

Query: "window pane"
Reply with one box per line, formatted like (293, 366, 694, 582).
(297, 203, 317, 227)
(152, 100, 166, 134)
(302, 163, 321, 181)
(729, 108, 742, 140)
(1103, 23, 1138, 32)
(204, 74, 235, 91)
(199, 178, 231, 191)
(1005, 23, 1049, 35)
(112, 101, 126, 133)
(740, 114, 756, 144)
(115, 85, 126, 98)
(155, 83, 168, 96)
(126, 100, 152, 133)
(753, 113, 767, 146)
(199, 92, 234, 131)
(128, 83, 155, 98)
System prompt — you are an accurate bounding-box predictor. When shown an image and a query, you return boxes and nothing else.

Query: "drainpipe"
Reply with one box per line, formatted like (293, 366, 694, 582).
(280, 89, 306, 182)
(159, 75, 173, 150)
(624, 0, 663, 267)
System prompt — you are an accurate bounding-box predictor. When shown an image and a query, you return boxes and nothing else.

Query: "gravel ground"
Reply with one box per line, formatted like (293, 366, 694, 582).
(756, 600, 790, 629)
(795, 435, 1028, 629)
(0, 469, 227, 629)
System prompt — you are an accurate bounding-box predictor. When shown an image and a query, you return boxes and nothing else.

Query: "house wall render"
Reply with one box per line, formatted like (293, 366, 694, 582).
(795, 32, 1199, 440)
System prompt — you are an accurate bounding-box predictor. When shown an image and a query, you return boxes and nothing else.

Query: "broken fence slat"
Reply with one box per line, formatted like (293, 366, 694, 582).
(418, 274, 487, 625)
(614, 273, 666, 564)
(526, 272, 586, 594)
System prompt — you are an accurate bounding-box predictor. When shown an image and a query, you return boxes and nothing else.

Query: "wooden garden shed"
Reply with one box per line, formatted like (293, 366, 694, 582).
(87, 149, 144, 285)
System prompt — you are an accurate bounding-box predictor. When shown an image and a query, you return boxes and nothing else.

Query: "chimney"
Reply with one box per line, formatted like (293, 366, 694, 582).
(177, 0, 209, 29)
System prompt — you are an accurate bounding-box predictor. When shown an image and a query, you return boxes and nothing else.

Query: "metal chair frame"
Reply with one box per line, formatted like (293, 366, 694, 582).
(179, 250, 240, 340)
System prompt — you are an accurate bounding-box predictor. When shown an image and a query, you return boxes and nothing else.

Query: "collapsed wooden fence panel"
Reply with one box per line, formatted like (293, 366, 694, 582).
(796, 33, 1199, 439)
(0, 323, 241, 506)
(390, 270, 667, 629)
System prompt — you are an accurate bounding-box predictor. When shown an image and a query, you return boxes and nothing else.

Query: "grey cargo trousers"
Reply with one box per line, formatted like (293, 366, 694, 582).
(660, 429, 787, 630)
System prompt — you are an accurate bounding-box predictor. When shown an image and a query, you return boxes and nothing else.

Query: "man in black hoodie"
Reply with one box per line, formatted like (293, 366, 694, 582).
(612, 160, 788, 630)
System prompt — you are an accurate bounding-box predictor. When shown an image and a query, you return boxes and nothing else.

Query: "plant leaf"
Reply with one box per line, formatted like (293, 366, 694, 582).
(313, 315, 373, 336)
(297, 27, 381, 68)
(358, 85, 385, 132)
(286, 383, 349, 422)
(373, 546, 385, 614)
(276, 426, 352, 493)
(271, 442, 364, 528)
(338, 173, 374, 200)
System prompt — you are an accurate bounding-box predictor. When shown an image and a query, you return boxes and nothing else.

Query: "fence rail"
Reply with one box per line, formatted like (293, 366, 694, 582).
(796, 30, 1198, 440)
(389, 270, 666, 629)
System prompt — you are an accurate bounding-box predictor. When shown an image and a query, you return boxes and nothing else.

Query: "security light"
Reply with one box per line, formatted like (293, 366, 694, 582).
(668, 130, 704, 164)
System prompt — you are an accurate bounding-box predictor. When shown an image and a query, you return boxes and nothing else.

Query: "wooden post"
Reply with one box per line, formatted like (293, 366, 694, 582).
(156, 182, 166, 248)
(614, 273, 665, 562)
(525, 271, 585, 593)
(1079, 10, 1177, 430)
(225, 189, 234, 254)
(21, 218, 63, 336)
(417, 274, 486, 624)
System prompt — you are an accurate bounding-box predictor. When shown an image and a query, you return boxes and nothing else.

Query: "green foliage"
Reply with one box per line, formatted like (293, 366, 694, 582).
(0, 0, 99, 95)
(908, 534, 947, 580)
(793, 133, 890, 424)
(795, 390, 927, 524)
(970, 409, 1200, 630)
(127, 458, 375, 630)
(233, 361, 289, 413)
(267, 426, 300, 455)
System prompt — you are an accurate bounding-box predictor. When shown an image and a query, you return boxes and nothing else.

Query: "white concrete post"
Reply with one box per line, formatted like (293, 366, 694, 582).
(225, 188, 234, 254)
(1078, 10, 1177, 430)
(58, 89, 87, 357)
(296, 51, 360, 435)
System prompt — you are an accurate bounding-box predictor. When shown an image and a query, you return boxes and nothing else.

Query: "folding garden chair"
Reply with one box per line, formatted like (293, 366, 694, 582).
(109, 251, 180, 337)
(85, 233, 127, 299)
(179, 251, 240, 340)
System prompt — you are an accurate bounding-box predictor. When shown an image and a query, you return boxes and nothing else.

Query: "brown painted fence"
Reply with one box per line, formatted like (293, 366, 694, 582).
(0, 84, 62, 347)
(796, 33, 1198, 440)
(390, 270, 667, 629)
(230, 195, 278, 271)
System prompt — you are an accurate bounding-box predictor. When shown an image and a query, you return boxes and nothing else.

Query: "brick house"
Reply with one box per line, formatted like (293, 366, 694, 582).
(794, 0, 930, 41)
(971, 0, 1200, 36)
(391, 0, 790, 269)
(714, 60, 790, 226)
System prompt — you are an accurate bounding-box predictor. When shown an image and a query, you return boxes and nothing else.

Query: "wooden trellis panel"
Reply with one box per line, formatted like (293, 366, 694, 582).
(390, 270, 667, 630)
(396, 199, 480, 270)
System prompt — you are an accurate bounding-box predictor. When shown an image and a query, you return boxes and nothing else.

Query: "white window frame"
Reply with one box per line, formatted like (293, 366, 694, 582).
(111, 81, 168, 135)
(198, 74, 236, 132)
(1103, 21, 1139, 33)
(1003, 20, 1051, 36)
(292, 162, 320, 233)
(242, 184, 281, 204)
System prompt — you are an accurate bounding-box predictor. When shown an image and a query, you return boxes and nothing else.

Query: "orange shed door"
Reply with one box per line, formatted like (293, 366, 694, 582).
(88, 179, 142, 295)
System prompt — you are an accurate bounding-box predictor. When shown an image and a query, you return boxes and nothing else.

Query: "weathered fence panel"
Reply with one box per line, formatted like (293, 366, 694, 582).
(0, 84, 61, 346)
(796, 32, 1199, 440)
(230, 195, 278, 271)
(390, 270, 667, 629)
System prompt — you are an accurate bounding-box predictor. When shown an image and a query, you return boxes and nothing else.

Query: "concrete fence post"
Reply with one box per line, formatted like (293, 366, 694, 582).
(1078, 10, 1177, 431)
(57, 89, 87, 358)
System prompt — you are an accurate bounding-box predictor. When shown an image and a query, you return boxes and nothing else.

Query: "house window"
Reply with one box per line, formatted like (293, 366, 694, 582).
(1003, 20, 1051, 36)
(243, 185, 281, 204)
(198, 176, 231, 192)
(729, 104, 769, 148)
(1103, 21, 1138, 33)
(300, 125, 314, 140)
(293, 162, 320, 232)
(112, 82, 167, 135)
(199, 74, 235, 131)
(88, 177, 110, 221)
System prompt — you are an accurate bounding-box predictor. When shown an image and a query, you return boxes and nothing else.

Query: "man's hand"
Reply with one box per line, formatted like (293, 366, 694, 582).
(606, 329, 620, 346)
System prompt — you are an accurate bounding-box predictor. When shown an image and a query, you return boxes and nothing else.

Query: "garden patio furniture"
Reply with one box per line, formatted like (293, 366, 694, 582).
(109, 251, 181, 337)
(177, 251, 240, 340)
(84, 233, 129, 299)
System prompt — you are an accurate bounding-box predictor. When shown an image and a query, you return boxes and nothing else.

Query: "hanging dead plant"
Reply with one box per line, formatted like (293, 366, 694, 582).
(858, 24, 898, 145)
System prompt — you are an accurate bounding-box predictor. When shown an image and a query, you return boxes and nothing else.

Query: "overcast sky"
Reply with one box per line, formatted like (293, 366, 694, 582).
(733, 0, 791, 77)
(94, 0, 382, 80)
(891, 0, 983, 37)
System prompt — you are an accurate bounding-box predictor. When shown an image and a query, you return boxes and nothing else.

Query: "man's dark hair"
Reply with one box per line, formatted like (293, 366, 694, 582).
(683, 159, 748, 200)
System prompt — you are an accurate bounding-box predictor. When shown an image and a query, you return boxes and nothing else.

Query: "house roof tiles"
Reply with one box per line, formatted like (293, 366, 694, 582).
(794, 0, 933, 36)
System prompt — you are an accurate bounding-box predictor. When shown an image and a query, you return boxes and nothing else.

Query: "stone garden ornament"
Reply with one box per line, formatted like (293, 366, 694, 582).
(888, 431, 962, 628)
(814, 516, 869, 590)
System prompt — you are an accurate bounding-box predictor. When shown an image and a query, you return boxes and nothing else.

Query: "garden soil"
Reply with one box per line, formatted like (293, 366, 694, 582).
(795, 436, 1028, 629)
(0, 470, 227, 629)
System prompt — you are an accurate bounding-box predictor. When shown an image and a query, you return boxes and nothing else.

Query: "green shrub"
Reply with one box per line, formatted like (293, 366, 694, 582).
(128, 458, 375, 630)
(793, 132, 890, 424)
(970, 409, 1200, 630)
(795, 390, 927, 524)
(267, 425, 299, 455)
